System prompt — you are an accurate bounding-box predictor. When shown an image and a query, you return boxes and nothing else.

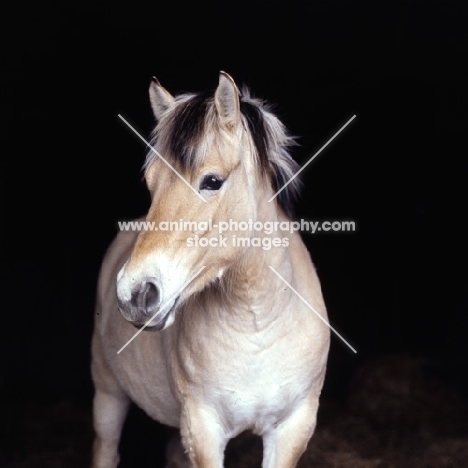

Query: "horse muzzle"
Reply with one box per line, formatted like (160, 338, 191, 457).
(116, 280, 175, 330)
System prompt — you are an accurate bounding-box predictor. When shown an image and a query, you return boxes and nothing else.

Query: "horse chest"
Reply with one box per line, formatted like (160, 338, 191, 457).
(227, 366, 302, 429)
(178, 324, 313, 435)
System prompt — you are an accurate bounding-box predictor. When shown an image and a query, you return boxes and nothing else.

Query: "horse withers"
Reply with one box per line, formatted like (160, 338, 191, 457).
(91, 72, 330, 468)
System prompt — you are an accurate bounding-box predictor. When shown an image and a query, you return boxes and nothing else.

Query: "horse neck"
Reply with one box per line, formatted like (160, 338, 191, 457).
(220, 201, 296, 327)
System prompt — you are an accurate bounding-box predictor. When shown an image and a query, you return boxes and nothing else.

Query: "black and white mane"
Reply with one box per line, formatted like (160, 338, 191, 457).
(144, 85, 301, 216)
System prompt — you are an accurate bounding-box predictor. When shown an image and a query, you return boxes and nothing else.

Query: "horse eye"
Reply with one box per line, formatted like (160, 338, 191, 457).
(200, 175, 224, 191)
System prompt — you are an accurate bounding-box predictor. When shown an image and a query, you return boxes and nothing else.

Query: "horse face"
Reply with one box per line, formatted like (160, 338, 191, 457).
(116, 73, 256, 330)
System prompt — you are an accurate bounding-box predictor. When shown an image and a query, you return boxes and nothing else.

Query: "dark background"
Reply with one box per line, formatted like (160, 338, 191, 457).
(1, 1, 467, 466)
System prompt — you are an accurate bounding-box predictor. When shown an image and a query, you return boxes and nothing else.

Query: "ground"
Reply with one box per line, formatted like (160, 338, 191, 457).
(1, 354, 467, 468)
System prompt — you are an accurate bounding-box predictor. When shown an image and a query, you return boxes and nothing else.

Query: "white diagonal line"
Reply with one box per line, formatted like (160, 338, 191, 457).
(268, 115, 356, 203)
(117, 266, 206, 354)
(269, 266, 357, 353)
(118, 114, 207, 202)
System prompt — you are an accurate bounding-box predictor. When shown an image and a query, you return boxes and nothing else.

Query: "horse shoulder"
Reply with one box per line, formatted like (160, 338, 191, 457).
(92, 221, 181, 425)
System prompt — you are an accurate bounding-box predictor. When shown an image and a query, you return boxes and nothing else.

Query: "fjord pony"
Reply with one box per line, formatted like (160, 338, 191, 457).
(91, 72, 330, 468)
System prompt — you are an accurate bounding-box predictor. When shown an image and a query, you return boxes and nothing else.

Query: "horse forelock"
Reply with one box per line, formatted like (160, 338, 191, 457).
(144, 86, 301, 217)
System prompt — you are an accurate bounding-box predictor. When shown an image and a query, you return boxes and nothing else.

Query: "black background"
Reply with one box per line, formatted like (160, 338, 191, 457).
(1, 0, 467, 465)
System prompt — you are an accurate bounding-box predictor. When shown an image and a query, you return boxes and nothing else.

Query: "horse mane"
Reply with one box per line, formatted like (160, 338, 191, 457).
(144, 85, 301, 217)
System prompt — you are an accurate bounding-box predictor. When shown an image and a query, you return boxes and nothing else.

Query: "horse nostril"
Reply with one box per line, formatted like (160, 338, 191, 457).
(131, 281, 160, 315)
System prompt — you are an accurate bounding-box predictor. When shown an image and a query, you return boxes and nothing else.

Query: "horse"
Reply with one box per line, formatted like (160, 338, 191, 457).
(90, 71, 330, 468)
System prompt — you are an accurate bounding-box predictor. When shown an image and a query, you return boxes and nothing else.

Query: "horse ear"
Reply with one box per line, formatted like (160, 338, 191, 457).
(214, 71, 240, 129)
(149, 77, 175, 120)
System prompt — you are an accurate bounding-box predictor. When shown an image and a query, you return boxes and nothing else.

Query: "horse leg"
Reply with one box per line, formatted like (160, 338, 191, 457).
(261, 394, 321, 468)
(179, 403, 229, 468)
(90, 335, 131, 468)
(91, 390, 130, 468)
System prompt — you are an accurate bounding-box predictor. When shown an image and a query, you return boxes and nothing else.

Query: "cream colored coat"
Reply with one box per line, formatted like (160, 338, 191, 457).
(91, 72, 330, 468)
